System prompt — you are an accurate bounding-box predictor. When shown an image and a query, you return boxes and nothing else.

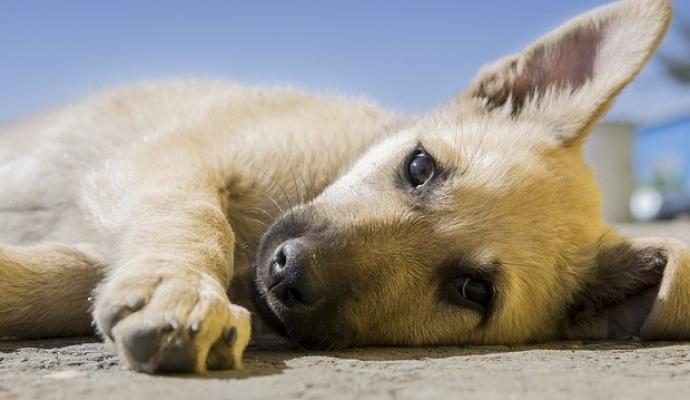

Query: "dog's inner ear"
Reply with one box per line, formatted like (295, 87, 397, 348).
(464, 0, 671, 145)
(474, 27, 600, 117)
(563, 240, 667, 340)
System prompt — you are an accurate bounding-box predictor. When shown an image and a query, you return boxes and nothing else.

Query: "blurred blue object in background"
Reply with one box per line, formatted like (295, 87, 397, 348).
(631, 116, 690, 220)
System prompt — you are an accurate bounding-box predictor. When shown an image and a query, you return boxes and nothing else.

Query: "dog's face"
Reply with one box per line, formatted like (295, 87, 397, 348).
(252, 0, 674, 348)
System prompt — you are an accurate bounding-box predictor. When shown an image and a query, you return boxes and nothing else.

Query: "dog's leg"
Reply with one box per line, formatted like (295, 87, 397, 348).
(0, 243, 105, 338)
(89, 139, 251, 373)
(92, 194, 251, 373)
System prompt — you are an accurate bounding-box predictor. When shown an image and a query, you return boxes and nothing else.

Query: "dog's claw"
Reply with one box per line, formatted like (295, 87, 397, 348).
(189, 321, 201, 336)
(162, 320, 178, 333)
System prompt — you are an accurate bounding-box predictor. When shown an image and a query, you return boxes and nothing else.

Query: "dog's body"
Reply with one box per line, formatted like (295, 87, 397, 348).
(1, 0, 689, 374)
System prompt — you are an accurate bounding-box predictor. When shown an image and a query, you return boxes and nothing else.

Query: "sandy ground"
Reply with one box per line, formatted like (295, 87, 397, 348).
(2, 337, 690, 400)
(1, 221, 689, 400)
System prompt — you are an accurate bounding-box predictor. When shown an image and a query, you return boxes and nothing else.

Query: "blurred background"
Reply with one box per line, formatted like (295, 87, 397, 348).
(1, 0, 689, 238)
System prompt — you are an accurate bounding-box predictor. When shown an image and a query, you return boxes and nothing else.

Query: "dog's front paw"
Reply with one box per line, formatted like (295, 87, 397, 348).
(93, 269, 251, 373)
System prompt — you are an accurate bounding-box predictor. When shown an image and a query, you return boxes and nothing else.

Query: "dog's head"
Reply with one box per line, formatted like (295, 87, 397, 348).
(252, 0, 683, 348)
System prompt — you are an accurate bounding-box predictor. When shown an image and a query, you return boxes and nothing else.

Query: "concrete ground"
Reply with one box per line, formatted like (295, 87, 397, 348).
(1, 220, 689, 400)
(2, 337, 690, 400)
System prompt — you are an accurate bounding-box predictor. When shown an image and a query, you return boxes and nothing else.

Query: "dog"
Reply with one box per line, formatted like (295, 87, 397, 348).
(1, 0, 688, 374)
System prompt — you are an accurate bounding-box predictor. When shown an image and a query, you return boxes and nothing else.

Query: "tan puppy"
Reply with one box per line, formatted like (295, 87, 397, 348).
(1, 0, 687, 374)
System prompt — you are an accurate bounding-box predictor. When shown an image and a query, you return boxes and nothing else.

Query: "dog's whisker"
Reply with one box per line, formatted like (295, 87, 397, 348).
(245, 217, 268, 228)
(249, 166, 294, 215)
(291, 139, 315, 200)
(244, 206, 277, 222)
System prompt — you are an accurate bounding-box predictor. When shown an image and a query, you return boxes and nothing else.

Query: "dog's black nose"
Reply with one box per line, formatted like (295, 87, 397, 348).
(269, 240, 320, 307)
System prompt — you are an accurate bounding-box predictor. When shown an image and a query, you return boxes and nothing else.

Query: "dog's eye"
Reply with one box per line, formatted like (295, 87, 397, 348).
(407, 151, 435, 187)
(449, 277, 492, 310)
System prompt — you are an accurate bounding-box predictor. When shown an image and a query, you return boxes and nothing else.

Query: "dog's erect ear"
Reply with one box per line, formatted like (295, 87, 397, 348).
(463, 0, 672, 145)
(563, 236, 690, 340)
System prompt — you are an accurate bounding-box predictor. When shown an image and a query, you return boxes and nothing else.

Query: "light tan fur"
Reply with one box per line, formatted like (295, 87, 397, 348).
(0, 0, 687, 374)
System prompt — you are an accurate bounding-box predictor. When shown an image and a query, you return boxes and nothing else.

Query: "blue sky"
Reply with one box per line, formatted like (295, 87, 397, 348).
(1, 0, 689, 124)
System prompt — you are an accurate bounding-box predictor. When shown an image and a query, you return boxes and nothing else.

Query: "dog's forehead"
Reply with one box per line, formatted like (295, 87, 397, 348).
(324, 119, 546, 203)
(318, 131, 416, 200)
(421, 121, 547, 192)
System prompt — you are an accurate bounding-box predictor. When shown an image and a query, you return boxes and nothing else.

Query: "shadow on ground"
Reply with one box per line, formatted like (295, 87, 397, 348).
(2, 334, 684, 373)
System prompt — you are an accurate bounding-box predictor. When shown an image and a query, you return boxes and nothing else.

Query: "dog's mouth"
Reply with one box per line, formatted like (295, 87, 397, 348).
(249, 266, 351, 349)
(248, 265, 290, 337)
